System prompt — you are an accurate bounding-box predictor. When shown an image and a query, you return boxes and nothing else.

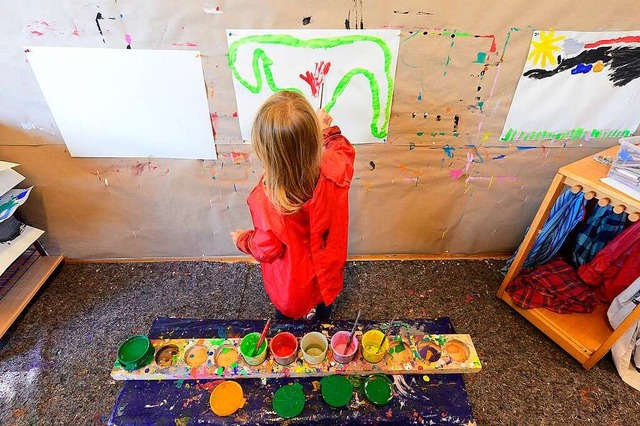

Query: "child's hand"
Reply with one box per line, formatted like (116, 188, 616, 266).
(316, 108, 333, 129)
(231, 230, 247, 245)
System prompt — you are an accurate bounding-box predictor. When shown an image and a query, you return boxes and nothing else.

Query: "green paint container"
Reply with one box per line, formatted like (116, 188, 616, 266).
(363, 374, 393, 406)
(240, 332, 268, 366)
(117, 335, 154, 371)
(273, 382, 305, 419)
(321, 375, 353, 407)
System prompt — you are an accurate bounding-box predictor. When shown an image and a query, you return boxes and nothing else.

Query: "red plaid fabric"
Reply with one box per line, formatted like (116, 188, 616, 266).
(506, 258, 598, 313)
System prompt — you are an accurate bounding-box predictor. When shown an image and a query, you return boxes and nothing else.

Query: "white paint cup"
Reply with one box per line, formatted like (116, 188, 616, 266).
(300, 332, 328, 365)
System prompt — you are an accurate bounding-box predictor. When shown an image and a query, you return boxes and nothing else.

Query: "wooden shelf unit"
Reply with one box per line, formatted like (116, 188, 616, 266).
(497, 145, 640, 369)
(0, 245, 63, 339)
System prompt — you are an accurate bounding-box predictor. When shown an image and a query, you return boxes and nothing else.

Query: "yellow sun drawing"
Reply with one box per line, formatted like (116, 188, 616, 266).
(527, 30, 565, 68)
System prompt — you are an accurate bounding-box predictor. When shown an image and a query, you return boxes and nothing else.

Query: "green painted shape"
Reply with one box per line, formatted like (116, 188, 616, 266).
(473, 52, 487, 63)
(363, 374, 393, 406)
(273, 382, 305, 419)
(321, 375, 353, 407)
(227, 33, 395, 138)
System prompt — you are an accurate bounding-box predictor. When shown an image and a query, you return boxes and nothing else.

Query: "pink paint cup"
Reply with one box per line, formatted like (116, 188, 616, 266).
(330, 331, 359, 364)
(269, 332, 299, 365)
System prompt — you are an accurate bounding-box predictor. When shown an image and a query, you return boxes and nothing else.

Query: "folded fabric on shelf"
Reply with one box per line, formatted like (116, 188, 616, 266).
(507, 257, 598, 313)
(579, 221, 640, 303)
(504, 189, 586, 272)
(571, 203, 627, 267)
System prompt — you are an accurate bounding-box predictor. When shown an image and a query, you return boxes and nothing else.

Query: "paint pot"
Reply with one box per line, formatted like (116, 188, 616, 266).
(444, 339, 471, 363)
(300, 332, 328, 365)
(361, 330, 389, 364)
(321, 375, 353, 407)
(417, 341, 441, 362)
(154, 344, 179, 367)
(214, 345, 239, 368)
(240, 332, 268, 366)
(184, 344, 209, 368)
(330, 331, 359, 364)
(273, 382, 305, 419)
(363, 374, 393, 406)
(270, 332, 299, 365)
(209, 380, 245, 416)
(117, 335, 154, 371)
(387, 339, 413, 364)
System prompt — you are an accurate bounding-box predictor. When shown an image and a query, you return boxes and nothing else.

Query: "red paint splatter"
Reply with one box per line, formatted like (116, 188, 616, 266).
(478, 35, 497, 53)
(209, 112, 218, 138)
(132, 161, 158, 176)
(386, 410, 393, 418)
(299, 61, 331, 97)
(195, 380, 225, 392)
(172, 42, 198, 47)
(72, 25, 81, 36)
(30, 31, 44, 36)
(232, 112, 238, 118)
(585, 36, 640, 48)
(230, 152, 250, 164)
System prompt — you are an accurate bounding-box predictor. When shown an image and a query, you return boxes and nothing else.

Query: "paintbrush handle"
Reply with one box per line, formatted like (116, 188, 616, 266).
(254, 318, 271, 355)
(344, 310, 361, 354)
(378, 318, 396, 349)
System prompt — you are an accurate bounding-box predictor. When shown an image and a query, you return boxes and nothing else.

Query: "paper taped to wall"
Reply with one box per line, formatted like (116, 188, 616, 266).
(25, 47, 216, 159)
(227, 29, 400, 143)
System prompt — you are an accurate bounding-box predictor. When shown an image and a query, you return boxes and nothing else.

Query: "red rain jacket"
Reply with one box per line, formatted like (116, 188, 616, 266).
(236, 126, 355, 318)
(578, 221, 640, 302)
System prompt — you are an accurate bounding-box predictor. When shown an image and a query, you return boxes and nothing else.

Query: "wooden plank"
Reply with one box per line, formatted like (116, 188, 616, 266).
(111, 333, 482, 380)
(500, 293, 615, 366)
(0, 255, 63, 338)
(65, 252, 511, 264)
(496, 173, 567, 298)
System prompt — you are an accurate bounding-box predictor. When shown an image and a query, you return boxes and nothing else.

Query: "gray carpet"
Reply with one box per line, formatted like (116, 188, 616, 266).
(0, 260, 638, 425)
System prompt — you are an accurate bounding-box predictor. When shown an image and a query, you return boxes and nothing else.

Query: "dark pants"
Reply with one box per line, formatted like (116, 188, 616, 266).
(275, 302, 333, 322)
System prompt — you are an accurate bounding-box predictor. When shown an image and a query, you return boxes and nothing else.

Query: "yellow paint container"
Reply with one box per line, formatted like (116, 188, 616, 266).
(361, 330, 389, 363)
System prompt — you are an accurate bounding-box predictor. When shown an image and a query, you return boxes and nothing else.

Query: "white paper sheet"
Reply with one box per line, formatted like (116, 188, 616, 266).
(0, 169, 25, 198)
(601, 177, 640, 202)
(0, 226, 44, 276)
(227, 29, 400, 143)
(0, 187, 32, 223)
(501, 31, 640, 143)
(25, 47, 216, 159)
(0, 162, 19, 172)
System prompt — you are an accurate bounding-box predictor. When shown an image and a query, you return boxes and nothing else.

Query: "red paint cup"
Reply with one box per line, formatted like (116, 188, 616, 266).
(330, 331, 359, 364)
(269, 332, 299, 365)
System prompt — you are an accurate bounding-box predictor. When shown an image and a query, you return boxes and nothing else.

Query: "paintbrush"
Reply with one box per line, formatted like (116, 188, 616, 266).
(377, 318, 396, 353)
(253, 318, 271, 357)
(319, 82, 325, 109)
(343, 309, 361, 355)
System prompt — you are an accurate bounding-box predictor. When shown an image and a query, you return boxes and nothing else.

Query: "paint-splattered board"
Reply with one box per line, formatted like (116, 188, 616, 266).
(109, 317, 475, 425)
(111, 324, 481, 380)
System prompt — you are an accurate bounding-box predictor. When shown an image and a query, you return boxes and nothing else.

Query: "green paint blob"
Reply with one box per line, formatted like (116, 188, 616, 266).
(321, 375, 353, 407)
(363, 374, 393, 406)
(240, 332, 267, 357)
(273, 383, 305, 419)
(227, 34, 395, 139)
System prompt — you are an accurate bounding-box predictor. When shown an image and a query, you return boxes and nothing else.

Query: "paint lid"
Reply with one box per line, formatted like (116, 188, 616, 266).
(210, 381, 245, 416)
(117, 335, 154, 371)
(363, 374, 393, 406)
(321, 375, 353, 407)
(273, 382, 305, 419)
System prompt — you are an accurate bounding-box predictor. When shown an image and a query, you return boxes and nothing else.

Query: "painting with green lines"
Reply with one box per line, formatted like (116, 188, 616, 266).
(227, 29, 400, 143)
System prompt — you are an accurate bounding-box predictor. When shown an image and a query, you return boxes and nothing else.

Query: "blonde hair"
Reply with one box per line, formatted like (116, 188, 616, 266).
(252, 91, 322, 214)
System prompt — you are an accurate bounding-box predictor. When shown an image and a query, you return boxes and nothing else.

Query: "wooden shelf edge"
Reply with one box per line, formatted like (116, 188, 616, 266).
(499, 293, 597, 366)
(0, 255, 63, 338)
